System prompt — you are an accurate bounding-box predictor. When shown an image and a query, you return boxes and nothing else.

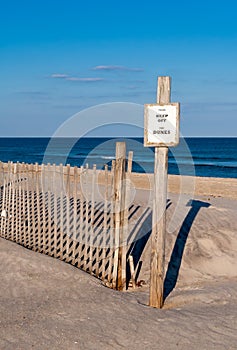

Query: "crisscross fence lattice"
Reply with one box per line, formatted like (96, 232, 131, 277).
(0, 149, 150, 289)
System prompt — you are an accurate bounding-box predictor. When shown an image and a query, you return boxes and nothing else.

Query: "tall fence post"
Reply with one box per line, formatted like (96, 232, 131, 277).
(112, 142, 127, 290)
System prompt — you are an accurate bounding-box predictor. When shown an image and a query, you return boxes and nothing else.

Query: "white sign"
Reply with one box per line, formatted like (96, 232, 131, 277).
(144, 103, 180, 147)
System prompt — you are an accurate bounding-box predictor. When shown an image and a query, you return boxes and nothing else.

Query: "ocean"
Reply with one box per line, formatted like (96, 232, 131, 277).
(0, 137, 236, 178)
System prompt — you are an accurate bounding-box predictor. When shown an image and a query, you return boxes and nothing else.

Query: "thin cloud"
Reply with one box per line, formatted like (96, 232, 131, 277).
(51, 74, 69, 79)
(92, 65, 144, 72)
(50, 74, 104, 82)
(66, 77, 105, 82)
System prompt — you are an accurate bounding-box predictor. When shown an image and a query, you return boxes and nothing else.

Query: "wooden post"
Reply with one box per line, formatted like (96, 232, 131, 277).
(149, 76, 170, 308)
(113, 142, 126, 290)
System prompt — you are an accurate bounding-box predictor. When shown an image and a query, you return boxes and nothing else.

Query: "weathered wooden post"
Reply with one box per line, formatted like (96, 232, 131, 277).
(112, 142, 127, 290)
(144, 76, 180, 308)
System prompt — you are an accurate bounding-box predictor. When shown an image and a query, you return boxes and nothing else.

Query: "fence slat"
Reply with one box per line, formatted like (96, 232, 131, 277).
(44, 163, 52, 256)
(72, 166, 78, 265)
(22, 163, 27, 246)
(40, 164, 45, 253)
(51, 164, 58, 258)
(84, 164, 90, 271)
(125, 151, 133, 288)
(0, 162, 7, 236)
(79, 166, 84, 268)
(91, 164, 97, 275)
(30, 164, 35, 250)
(107, 160, 115, 285)
(6, 162, 13, 240)
(101, 164, 108, 281)
(35, 163, 41, 252)
(129, 255, 136, 289)
(25, 163, 31, 247)
(65, 164, 71, 262)
(13, 162, 17, 241)
(59, 164, 64, 260)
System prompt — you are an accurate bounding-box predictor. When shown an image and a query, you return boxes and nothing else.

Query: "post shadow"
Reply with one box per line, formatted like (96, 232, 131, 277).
(164, 199, 211, 300)
(126, 199, 172, 288)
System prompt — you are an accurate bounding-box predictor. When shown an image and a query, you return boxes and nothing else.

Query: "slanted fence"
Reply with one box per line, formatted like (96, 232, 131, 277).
(0, 142, 150, 290)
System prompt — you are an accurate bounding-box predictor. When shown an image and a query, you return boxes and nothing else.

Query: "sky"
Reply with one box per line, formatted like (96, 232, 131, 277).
(0, 0, 237, 137)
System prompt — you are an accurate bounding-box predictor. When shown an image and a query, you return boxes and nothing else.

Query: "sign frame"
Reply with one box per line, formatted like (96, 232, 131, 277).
(144, 102, 180, 147)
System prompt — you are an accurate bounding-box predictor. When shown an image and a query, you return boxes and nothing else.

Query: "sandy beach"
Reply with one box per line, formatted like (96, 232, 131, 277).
(2, 0, 237, 348)
(1, 174, 237, 349)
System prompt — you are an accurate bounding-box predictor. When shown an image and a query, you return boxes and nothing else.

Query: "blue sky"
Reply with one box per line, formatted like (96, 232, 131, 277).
(0, 0, 237, 136)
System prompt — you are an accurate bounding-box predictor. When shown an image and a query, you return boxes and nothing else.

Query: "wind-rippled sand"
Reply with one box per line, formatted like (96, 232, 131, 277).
(1, 175, 237, 349)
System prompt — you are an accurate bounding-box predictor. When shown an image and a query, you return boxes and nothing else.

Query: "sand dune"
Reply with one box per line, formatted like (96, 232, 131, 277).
(1, 175, 237, 349)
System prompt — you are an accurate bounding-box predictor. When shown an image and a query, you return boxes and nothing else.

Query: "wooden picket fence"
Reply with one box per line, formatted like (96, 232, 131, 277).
(0, 143, 149, 290)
